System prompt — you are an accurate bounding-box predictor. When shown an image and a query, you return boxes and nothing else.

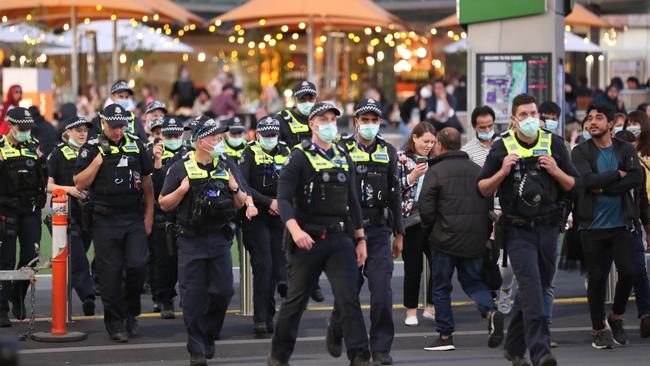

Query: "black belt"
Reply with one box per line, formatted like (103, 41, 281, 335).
(94, 205, 137, 215)
(302, 221, 347, 240)
(504, 213, 558, 228)
(176, 225, 225, 237)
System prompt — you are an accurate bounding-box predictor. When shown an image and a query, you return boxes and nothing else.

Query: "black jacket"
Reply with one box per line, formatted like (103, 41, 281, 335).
(419, 151, 493, 258)
(571, 138, 646, 229)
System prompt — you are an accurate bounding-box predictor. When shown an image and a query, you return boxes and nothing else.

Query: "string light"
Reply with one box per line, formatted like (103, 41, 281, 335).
(364, 28, 372, 35)
(292, 33, 299, 40)
(374, 26, 381, 33)
(248, 41, 256, 48)
(96, 4, 103, 11)
(269, 39, 277, 46)
(63, 24, 70, 31)
(84, 18, 90, 24)
(26, 14, 33, 21)
(430, 28, 437, 35)
(153, 14, 159, 21)
(215, 19, 222, 27)
(316, 46, 324, 53)
(182, 53, 189, 62)
(237, 37, 244, 44)
(1, 16, 7, 23)
(142, 15, 148, 22)
(119, 53, 127, 64)
(259, 19, 266, 26)
(289, 44, 297, 51)
(209, 25, 216, 32)
(320, 35, 327, 42)
(111, 14, 117, 21)
(264, 34, 272, 42)
(276, 33, 283, 40)
(198, 52, 206, 62)
(281, 25, 289, 32)
(298, 22, 306, 30)
(228, 35, 236, 43)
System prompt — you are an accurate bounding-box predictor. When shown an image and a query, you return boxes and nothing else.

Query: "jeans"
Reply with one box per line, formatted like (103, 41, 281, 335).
(430, 248, 496, 335)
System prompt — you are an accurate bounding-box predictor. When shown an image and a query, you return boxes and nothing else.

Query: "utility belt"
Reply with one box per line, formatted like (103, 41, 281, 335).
(494, 211, 560, 268)
(302, 221, 347, 241)
(154, 211, 175, 225)
(174, 222, 235, 240)
(93, 204, 141, 216)
(362, 207, 387, 228)
(0, 195, 42, 211)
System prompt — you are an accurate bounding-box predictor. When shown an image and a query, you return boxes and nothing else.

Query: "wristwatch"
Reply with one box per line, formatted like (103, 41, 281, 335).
(355, 235, 367, 243)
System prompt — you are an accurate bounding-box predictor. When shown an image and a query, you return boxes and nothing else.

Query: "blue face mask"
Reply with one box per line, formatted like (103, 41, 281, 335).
(627, 126, 641, 138)
(116, 99, 133, 111)
(297, 102, 315, 116)
(163, 139, 183, 151)
(477, 130, 495, 141)
(316, 123, 338, 143)
(208, 141, 226, 158)
(259, 136, 278, 150)
(68, 136, 83, 148)
(226, 136, 245, 147)
(545, 119, 559, 131)
(519, 117, 540, 137)
(582, 130, 592, 140)
(613, 126, 624, 135)
(358, 123, 380, 140)
(13, 129, 31, 143)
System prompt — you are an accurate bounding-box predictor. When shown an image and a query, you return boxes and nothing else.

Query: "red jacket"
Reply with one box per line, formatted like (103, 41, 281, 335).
(0, 85, 22, 135)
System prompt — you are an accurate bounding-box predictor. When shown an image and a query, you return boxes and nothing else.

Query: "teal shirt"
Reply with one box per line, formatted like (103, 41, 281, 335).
(590, 145, 626, 229)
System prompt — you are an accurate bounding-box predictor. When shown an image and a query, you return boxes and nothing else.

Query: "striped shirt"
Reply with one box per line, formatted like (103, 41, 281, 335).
(461, 137, 492, 168)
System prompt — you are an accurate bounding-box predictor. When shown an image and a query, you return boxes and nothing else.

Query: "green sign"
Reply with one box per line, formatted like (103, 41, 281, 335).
(459, 0, 546, 25)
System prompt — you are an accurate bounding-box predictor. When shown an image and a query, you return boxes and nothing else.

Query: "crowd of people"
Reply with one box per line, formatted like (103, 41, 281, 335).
(0, 74, 649, 366)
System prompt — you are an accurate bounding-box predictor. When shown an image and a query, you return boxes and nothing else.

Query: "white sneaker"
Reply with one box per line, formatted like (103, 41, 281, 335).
(497, 289, 512, 314)
(423, 309, 436, 321)
(404, 315, 419, 326)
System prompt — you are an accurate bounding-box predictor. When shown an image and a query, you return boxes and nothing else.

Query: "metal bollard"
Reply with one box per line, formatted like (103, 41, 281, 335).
(421, 253, 430, 308)
(238, 230, 254, 316)
(605, 263, 618, 305)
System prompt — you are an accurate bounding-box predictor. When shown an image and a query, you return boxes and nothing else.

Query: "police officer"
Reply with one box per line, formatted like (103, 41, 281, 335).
(239, 116, 290, 334)
(101, 81, 148, 141)
(0, 107, 46, 327)
(478, 94, 580, 366)
(159, 119, 248, 366)
(275, 80, 316, 148)
(268, 102, 373, 366)
(144, 101, 168, 139)
(222, 116, 247, 159)
(74, 104, 154, 342)
(46, 116, 95, 316)
(327, 98, 404, 365)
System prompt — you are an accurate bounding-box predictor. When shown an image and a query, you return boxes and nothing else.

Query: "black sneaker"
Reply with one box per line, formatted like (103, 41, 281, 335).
(310, 287, 324, 303)
(607, 315, 628, 345)
(0, 312, 11, 327)
(266, 355, 289, 366)
(372, 352, 393, 365)
(82, 299, 95, 316)
(349, 350, 373, 366)
(254, 322, 269, 336)
(326, 320, 343, 358)
(423, 335, 455, 351)
(487, 311, 504, 348)
(160, 302, 175, 319)
(109, 332, 128, 343)
(126, 317, 139, 338)
(189, 353, 207, 366)
(641, 315, 650, 338)
(504, 350, 531, 366)
(205, 342, 215, 360)
(591, 329, 614, 349)
(537, 353, 557, 366)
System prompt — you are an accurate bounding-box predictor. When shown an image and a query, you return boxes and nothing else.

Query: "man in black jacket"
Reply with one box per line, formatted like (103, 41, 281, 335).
(571, 103, 643, 349)
(419, 128, 502, 352)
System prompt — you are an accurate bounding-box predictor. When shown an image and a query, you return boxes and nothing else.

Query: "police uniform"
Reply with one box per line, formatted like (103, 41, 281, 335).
(0, 108, 46, 326)
(147, 116, 184, 318)
(270, 103, 372, 365)
(274, 81, 316, 148)
(478, 128, 580, 365)
(329, 99, 404, 363)
(46, 116, 96, 316)
(75, 104, 154, 341)
(99, 81, 148, 141)
(160, 120, 247, 366)
(222, 116, 247, 160)
(240, 117, 290, 333)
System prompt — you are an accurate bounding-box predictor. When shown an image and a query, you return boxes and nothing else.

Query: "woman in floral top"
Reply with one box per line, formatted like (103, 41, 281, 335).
(397, 121, 437, 326)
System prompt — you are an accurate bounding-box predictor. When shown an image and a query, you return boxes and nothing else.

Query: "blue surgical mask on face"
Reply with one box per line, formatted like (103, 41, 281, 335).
(477, 130, 495, 141)
(545, 119, 559, 131)
(259, 136, 279, 150)
(226, 136, 245, 147)
(13, 129, 31, 143)
(358, 123, 380, 140)
(208, 140, 226, 158)
(297, 102, 315, 116)
(582, 130, 592, 140)
(68, 136, 83, 148)
(627, 126, 641, 138)
(163, 139, 183, 151)
(613, 126, 624, 135)
(519, 117, 540, 137)
(116, 99, 133, 111)
(316, 123, 338, 143)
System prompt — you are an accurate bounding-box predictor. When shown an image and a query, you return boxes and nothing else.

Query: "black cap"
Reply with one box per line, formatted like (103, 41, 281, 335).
(192, 119, 228, 141)
(110, 80, 134, 96)
(148, 116, 164, 131)
(6, 107, 36, 129)
(62, 115, 92, 131)
(256, 116, 280, 137)
(185, 115, 212, 132)
(354, 98, 382, 117)
(309, 102, 341, 120)
(145, 100, 168, 115)
(221, 116, 246, 132)
(161, 116, 184, 136)
(293, 80, 317, 98)
(99, 104, 130, 127)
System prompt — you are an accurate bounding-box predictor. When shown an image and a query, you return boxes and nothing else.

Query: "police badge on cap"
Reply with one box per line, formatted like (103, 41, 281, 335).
(292, 80, 317, 98)
(110, 80, 134, 96)
(256, 116, 280, 137)
(6, 107, 36, 129)
(161, 116, 184, 136)
(354, 98, 383, 117)
(99, 104, 130, 127)
(145, 100, 168, 115)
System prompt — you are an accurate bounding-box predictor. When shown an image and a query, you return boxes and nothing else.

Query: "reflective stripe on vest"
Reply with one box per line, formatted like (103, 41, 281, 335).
(502, 130, 553, 158)
(98, 135, 140, 156)
(161, 149, 175, 162)
(296, 144, 349, 172)
(183, 151, 230, 180)
(224, 143, 244, 159)
(60, 145, 78, 160)
(250, 143, 288, 167)
(344, 140, 389, 164)
(0, 136, 38, 160)
(286, 110, 309, 134)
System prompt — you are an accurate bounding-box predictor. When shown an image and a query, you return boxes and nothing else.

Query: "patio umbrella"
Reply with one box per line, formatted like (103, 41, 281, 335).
(210, 0, 403, 82)
(0, 23, 68, 48)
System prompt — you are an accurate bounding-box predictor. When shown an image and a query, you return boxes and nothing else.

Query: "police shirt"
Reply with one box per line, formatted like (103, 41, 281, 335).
(146, 145, 183, 204)
(277, 143, 364, 229)
(47, 143, 85, 217)
(275, 108, 311, 148)
(75, 134, 153, 207)
(239, 141, 289, 209)
(477, 131, 579, 217)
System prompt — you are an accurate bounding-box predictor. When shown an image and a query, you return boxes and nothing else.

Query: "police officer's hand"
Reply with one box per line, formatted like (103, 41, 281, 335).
(66, 186, 83, 199)
(538, 155, 560, 175)
(291, 228, 315, 250)
(153, 142, 164, 169)
(392, 234, 403, 258)
(268, 199, 280, 216)
(245, 204, 258, 220)
(499, 154, 519, 177)
(356, 240, 367, 267)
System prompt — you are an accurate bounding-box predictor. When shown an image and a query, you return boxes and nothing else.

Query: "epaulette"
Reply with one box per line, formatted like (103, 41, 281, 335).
(56, 142, 66, 148)
(500, 130, 511, 138)
(339, 133, 354, 141)
(87, 138, 99, 145)
(247, 140, 256, 146)
(281, 110, 291, 120)
(126, 132, 139, 140)
(278, 140, 288, 146)
(376, 134, 385, 142)
(182, 151, 191, 161)
(300, 139, 313, 151)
